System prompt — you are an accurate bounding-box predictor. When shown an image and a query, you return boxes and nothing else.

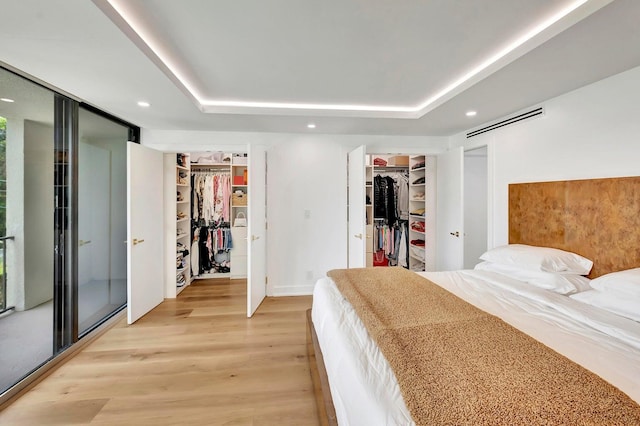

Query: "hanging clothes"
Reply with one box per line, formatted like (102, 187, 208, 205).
(396, 174, 409, 220)
(374, 175, 397, 224)
(398, 221, 408, 268)
(374, 220, 409, 269)
(374, 172, 409, 224)
(191, 170, 232, 224)
(191, 224, 234, 276)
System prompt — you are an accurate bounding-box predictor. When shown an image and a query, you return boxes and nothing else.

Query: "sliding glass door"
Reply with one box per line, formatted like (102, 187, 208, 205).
(77, 107, 128, 335)
(0, 66, 138, 400)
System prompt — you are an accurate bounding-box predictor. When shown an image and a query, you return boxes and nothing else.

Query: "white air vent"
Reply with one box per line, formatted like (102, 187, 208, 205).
(466, 107, 544, 138)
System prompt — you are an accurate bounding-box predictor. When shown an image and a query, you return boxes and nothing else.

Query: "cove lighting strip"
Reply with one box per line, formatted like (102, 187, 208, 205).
(101, 0, 593, 117)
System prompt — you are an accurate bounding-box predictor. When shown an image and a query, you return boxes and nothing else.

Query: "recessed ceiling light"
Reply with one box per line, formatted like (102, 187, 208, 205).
(1, 98, 15, 103)
(137, 101, 151, 107)
(307, 123, 316, 129)
(466, 111, 477, 117)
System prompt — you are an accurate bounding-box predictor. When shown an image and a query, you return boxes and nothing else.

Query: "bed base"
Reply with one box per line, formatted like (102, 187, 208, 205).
(306, 309, 338, 426)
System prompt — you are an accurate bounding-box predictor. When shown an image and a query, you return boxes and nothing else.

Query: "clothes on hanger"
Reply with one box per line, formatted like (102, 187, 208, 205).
(191, 224, 234, 275)
(373, 172, 409, 223)
(374, 220, 409, 268)
(191, 170, 231, 223)
(398, 222, 408, 268)
(374, 175, 397, 224)
(396, 174, 409, 220)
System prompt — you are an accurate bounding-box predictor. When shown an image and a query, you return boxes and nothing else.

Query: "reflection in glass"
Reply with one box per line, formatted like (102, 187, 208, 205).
(0, 68, 55, 393)
(77, 108, 127, 335)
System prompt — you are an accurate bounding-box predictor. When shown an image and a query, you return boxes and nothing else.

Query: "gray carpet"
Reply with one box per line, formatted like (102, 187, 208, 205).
(0, 300, 52, 393)
(0, 279, 126, 393)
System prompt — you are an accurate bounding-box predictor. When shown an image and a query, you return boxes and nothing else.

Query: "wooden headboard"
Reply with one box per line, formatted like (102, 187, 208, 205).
(509, 176, 640, 278)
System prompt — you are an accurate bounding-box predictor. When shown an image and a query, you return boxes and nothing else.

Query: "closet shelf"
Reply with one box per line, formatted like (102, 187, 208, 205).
(176, 267, 187, 275)
(410, 229, 425, 235)
(411, 167, 426, 172)
(191, 163, 230, 168)
(176, 165, 188, 171)
(177, 218, 189, 223)
(410, 244, 425, 250)
(197, 272, 231, 279)
(410, 198, 425, 202)
(177, 200, 189, 204)
(176, 183, 189, 187)
(409, 253, 426, 262)
(176, 233, 189, 240)
(410, 183, 426, 187)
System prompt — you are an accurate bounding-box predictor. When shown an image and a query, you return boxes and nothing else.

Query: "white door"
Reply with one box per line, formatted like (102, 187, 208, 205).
(436, 147, 464, 271)
(127, 142, 164, 324)
(247, 144, 267, 317)
(348, 145, 366, 268)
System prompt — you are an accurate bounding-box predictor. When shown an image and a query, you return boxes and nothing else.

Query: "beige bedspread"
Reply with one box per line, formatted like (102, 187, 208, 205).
(328, 267, 640, 425)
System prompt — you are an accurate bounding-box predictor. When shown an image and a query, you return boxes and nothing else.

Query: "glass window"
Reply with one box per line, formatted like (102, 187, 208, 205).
(0, 68, 55, 393)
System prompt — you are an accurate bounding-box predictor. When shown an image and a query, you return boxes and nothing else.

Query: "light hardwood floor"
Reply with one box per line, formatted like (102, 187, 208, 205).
(0, 279, 320, 425)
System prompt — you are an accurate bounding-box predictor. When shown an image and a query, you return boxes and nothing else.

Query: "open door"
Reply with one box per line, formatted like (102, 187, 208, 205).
(247, 144, 267, 317)
(127, 142, 165, 324)
(348, 145, 366, 268)
(436, 147, 464, 271)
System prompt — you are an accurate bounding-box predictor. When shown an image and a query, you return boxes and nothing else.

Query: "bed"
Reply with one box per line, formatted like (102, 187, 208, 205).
(307, 176, 640, 425)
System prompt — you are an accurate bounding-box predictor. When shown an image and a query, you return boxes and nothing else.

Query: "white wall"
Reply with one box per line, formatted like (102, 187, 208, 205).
(142, 130, 448, 295)
(24, 120, 54, 309)
(6, 119, 25, 310)
(266, 137, 348, 295)
(6, 118, 55, 311)
(452, 64, 640, 248)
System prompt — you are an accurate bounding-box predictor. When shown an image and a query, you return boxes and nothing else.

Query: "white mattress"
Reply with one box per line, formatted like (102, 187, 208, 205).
(311, 270, 640, 426)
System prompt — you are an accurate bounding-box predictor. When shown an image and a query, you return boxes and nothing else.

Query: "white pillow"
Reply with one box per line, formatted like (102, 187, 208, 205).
(589, 268, 640, 298)
(570, 290, 640, 322)
(479, 244, 593, 275)
(474, 261, 591, 295)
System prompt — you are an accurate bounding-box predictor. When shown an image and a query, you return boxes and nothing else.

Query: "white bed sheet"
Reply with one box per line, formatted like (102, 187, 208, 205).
(311, 270, 640, 426)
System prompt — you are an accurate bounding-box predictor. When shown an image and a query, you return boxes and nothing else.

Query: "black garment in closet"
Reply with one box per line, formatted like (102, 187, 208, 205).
(374, 175, 397, 224)
(197, 226, 211, 275)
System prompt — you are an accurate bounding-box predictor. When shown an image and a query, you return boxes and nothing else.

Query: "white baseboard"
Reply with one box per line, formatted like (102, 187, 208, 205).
(269, 284, 315, 297)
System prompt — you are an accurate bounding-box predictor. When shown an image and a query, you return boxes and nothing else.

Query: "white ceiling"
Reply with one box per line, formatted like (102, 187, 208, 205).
(1, 0, 639, 136)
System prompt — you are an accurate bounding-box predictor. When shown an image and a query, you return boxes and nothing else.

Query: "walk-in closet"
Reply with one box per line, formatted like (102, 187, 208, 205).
(164, 151, 250, 297)
(363, 154, 436, 271)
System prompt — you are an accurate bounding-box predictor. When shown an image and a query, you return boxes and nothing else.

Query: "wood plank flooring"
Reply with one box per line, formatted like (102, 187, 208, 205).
(0, 279, 320, 425)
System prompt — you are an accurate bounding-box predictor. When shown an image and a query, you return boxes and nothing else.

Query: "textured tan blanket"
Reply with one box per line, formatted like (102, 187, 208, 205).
(328, 267, 640, 425)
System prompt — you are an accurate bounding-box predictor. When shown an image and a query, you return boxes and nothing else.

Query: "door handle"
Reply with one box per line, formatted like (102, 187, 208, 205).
(251, 235, 260, 241)
(449, 231, 460, 237)
(79, 240, 92, 247)
(354, 233, 363, 239)
(133, 238, 145, 246)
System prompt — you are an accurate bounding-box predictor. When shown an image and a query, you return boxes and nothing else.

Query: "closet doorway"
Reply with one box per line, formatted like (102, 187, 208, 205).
(152, 146, 267, 319)
(347, 146, 436, 271)
(463, 146, 488, 269)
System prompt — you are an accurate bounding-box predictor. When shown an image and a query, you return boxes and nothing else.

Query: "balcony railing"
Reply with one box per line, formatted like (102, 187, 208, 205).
(0, 235, 14, 314)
